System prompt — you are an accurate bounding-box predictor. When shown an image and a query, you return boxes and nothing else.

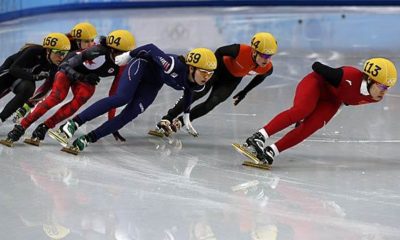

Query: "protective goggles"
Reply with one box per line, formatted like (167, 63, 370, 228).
(197, 69, 214, 79)
(375, 82, 390, 91)
(51, 49, 69, 57)
(257, 52, 273, 60)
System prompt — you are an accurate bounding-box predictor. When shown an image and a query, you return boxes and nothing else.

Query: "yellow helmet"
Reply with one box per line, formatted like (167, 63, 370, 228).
(363, 58, 397, 87)
(186, 48, 217, 71)
(106, 30, 136, 51)
(251, 32, 278, 55)
(42, 32, 71, 51)
(70, 22, 97, 40)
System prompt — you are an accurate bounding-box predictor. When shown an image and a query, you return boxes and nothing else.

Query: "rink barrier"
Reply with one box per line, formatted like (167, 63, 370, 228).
(1, 0, 400, 23)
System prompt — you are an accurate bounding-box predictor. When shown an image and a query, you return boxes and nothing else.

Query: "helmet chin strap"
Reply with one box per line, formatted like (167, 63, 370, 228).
(77, 40, 82, 50)
(252, 51, 259, 67)
(187, 66, 196, 83)
(110, 48, 120, 61)
(366, 77, 374, 94)
(46, 50, 53, 65)
(191, 67, 197, 83)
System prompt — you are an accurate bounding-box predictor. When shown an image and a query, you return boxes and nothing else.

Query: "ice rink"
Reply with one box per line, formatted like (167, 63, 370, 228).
(1, 6, 400, 239)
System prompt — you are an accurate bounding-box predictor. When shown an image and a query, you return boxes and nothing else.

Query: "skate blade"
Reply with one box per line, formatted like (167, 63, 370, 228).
(0, 139, 14, 147)
(48, 129, 68, 147)
(232, 143, 260, 164)
(242, 161, 271, 170)
(61, 147, 79, 155)
(23, 138, 40, 146)
(148, 129, 165, 138)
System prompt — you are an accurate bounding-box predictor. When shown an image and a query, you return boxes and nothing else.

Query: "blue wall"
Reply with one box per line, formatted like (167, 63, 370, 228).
(2, 0, 400, 23)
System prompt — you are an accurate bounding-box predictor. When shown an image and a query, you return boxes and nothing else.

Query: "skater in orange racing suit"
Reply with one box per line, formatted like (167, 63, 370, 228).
(155, 32, 277, 136)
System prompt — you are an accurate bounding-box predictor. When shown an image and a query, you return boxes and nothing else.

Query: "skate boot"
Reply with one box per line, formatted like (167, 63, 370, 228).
(157, 119, 173, 136)
(149, 119, 172, 137)
(61, 135, 89, 155)
(12, 103, 31, 123)
(245, 132, 266, 160)
(48, 120, 78, 147)
(260, 146, 275, 165)
(0, 124, 25, 147)
(72, 135, 89, 151)
(24, 123, 49, 146)
(171, 118, 182, 133)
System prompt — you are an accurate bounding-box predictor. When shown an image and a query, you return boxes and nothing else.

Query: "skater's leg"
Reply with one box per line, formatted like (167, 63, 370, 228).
(0, 124, 25, 146)
(69, 81, 162, 153)
(107, 65, 126, 120)
(74, 59, 147, 126)
(0, 80, 35, 122)
(20, 72, 70, 129)
(248, 100, 340, 165)
(244, 73, 333, 164)
(49, 60, 149, 146)
(0, 73, 13, 102)
(184, 76, 240, 122)
(44, 81, 95, 128)
(89, 80, 163, 142)
(263, 73, 325, 136)
(273, 100, 341, 153)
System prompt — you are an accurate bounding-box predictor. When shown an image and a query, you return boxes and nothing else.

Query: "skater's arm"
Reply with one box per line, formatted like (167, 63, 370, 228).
(128, 44, 177, 74)
(59, 54, 85, 81)
(9, 47, 44, 81)
(181, 88, 199, 137)
(214, 44, 240, 59)
(29, 58, 58, 99)
(242, 68, 272, 93)
(28, 77, 53, 105)
(182, 88, 193, 114)
(312, 61, 343, 87)
(233, 68, 272, 105)
(60, 46, 105, 82)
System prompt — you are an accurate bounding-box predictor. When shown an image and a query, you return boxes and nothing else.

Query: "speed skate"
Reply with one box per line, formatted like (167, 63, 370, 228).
(232, 143, 271, 170)
(23, 138, 41, 146)
(61, 146, 80, 155)
(48, 129, 68, 147)
(148, 128, 166, 138)
(0, 139, 14, 147)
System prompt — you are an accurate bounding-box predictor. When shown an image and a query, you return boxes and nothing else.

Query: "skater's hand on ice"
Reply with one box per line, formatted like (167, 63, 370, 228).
(183, 113, 198, 137)
(233, 91, 246, 106)
(115, 51, 132, 66)
(112, 131, 126, 142)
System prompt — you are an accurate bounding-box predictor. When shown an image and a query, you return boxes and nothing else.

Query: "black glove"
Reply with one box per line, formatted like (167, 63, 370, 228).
(133, 49, 149, 58)
(33, 71, 50, 81)
(112, 131, 126, 142)
(83, 73, 100, 85)
(233, 90, 246, 106)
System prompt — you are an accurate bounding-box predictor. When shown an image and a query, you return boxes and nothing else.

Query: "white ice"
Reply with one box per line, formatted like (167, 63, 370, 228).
(1, 6, 400, 240)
